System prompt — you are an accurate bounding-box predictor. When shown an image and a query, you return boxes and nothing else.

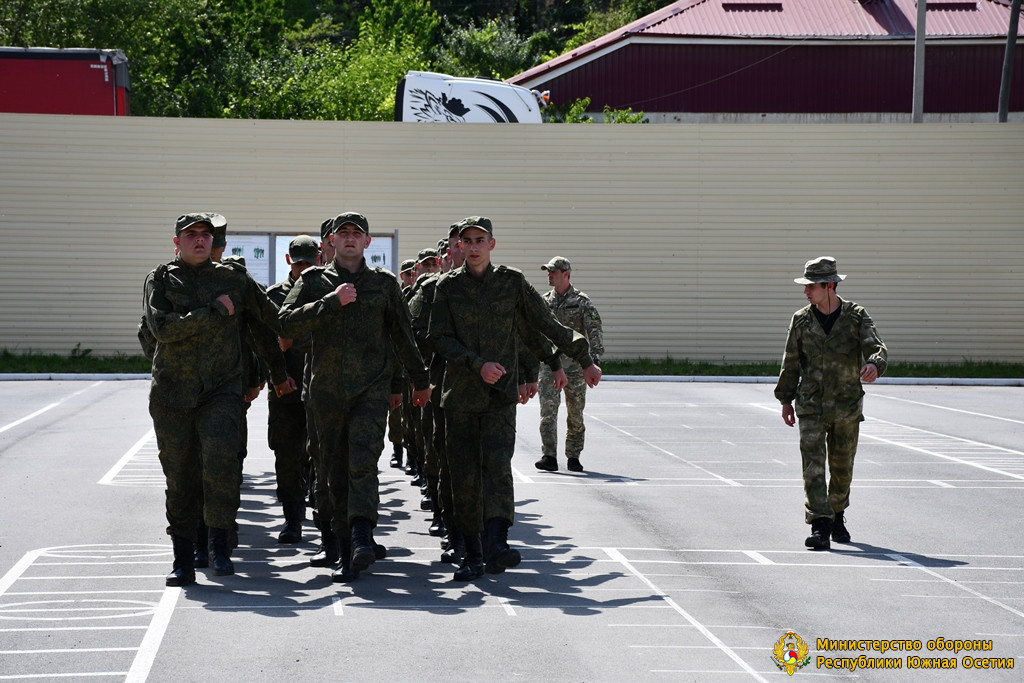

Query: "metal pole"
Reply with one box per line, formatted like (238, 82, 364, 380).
(912, 0, 927, 123)
(998, 0, 1022, 122)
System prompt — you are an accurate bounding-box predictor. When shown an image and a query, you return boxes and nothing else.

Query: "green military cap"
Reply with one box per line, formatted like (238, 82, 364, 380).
(332, 211, 369, 234)
(205, 213, 228, 247)
(417, 247, 437, 262)
(448, 222, 461, 237)
(456, 216, 493, 236)
(541, 256, 572, 272)
(175, 212, 218, 236)
(288, 234, 320, 265)
(795, 256, 847, 284)
(320, 218, 334, 240)
(436, 237, 448, 253)
(400, 259, 416, 273)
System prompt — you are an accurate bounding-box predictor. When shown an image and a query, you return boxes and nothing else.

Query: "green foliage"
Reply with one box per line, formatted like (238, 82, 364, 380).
(433, 15, 542, 80)
(602, 104, 647, 124)
(544, 97, 593, 123)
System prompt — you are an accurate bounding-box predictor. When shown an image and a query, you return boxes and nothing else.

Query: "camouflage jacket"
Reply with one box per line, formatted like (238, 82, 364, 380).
(143, 257, 287, 409)
(407, 273, 444, 385)
(429, 263, 591, 412)
(278, 259, 428, 406)
(543, 285, 605, 367)
(267, 274, 309, 405)
(774, 299, 888, 420)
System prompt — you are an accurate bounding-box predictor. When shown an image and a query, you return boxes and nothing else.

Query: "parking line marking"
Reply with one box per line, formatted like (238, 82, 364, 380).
(497, 597, 517, 616)
(332, 597, 344, 616)
(742, 551, 774, 565)
(603, 548, 768, 682)
(886, 553, 1024, 620)
(98, 429, 157, 486)
(0, 382, 103, 435)
(873, 394, 1024, 425)
(124, 586, 179, 683)
(589, 415, 741, 487)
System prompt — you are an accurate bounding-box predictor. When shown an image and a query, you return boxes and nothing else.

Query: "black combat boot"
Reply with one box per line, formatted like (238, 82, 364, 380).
(210, 527, 235, 575)
(440, 530, 465, 565)
(453, 532, 484, 581)
(331, 536, 360, 583)
(309, 528, 340, 567)
(566, 457, 583, 473)
(831, 512, 851, 543)
(428, 509, 445, 537)
(278, 501, 304, 544)
(370, 529, 388, 561)
(805, 518, 832, 551)
(389, 444, 404, 469)
(351, 518, 376, 571)
(484, 517, 521, 575)
(193, 522, 209, 569)
(534, 455, 557, 472)
(166, 535, 196, 587)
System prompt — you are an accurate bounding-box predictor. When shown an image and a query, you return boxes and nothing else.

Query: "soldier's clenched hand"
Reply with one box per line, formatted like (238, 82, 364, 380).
(335, 283, 357, 306)
(551, 368, 568, 391)
(216, 294, 235, 316)
(583, 364, 602, 388)
(480, 362, 506, 385)
(412, 388, 432, 406)
(274, 377, 297, 397)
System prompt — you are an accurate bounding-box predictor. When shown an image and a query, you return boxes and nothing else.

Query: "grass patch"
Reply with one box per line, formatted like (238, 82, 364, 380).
(1, 349, 1022, 378)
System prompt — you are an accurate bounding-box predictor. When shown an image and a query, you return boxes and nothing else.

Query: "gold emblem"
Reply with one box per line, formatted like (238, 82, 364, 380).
(772, 631, 811, 676)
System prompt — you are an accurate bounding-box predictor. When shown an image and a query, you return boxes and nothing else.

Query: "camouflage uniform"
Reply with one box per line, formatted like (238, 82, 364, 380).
(774, 299, 887, 523)
(266, 273, 309, 508)
(278, 258, 428, 535)
(144, 256, 287, 541)
(539, 283, 604, 462)
(429, 262, 592, 533)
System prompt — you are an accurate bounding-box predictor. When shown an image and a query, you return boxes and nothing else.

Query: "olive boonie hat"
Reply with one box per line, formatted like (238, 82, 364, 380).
(175, 212, 217, 236)
(332, 212, 369, 234)
(541, 256, 572, 272)
(456, 216, 493, 236)
(417, 247, 438, 262)
(400, 259, 416, 273)
(795, 256, 847, 284)
(288, 235, 320, 265)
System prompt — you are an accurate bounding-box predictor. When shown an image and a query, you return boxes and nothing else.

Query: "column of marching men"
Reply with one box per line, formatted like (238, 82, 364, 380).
(141, 211, 603, 586)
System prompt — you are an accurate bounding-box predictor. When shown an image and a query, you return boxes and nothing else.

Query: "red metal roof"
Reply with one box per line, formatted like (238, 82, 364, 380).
(510, 0, 1022, 86)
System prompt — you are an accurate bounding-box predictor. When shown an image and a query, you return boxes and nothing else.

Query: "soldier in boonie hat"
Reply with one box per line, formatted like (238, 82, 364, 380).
(288, 235, 320, 266)
(540, 256, 572, 272)
(794, 256, 846, 285)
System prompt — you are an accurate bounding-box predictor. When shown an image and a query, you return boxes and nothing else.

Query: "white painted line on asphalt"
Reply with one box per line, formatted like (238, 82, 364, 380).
(886, 553, 1024, 620)
(332, 597, 344, 616)
(928, 480, 955, 488)
(873, 393, 1024, 425)
(742, 551, 774, 565)
(511, 465, 534, 484)
(603, 548, 768, 683)
(98, 429, 156, 486)
(124, 586, 179, 683)
(864, 418, 1024, 481)
(497, 597, 517, 616)
(0, 382, 103, 435)
(588, 415, 742, 487)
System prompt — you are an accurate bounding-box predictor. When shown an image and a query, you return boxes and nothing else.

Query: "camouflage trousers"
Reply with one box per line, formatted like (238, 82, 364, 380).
(428, 392, 455, 530)
(150, 391, 244, 540)
(312, 383, 389, 533)
(798, 414, 861, 523)
(267, 396, 308, 504)
(444, 404, 516, 534)
(402, 384, 424, 471)
(387, 402, 404, 445)
(539, 363, 587, 459)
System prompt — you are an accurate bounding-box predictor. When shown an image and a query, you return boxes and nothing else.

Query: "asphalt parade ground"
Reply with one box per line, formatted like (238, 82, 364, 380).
(0, 378, 1021, 682)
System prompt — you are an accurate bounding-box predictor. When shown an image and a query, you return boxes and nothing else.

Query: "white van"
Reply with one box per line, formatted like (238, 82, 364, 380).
(394, 71, 546, 123)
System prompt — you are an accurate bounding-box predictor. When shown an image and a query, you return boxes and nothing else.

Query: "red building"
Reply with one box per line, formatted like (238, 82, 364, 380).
(509, 0, 1024, 120)
(0, 47, 130, 116)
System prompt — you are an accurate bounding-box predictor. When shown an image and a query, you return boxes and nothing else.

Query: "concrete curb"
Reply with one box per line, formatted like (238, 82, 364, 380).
(1, 374, 1021, 386)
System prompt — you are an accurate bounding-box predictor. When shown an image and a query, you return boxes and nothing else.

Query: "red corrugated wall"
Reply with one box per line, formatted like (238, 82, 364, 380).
(544, 42, 1024, 114)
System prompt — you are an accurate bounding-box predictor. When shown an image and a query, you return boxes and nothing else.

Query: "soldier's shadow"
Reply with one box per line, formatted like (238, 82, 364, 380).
(828, 541, 969, 569)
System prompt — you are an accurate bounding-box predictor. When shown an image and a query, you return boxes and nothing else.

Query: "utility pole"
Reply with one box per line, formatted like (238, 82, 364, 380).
(912, 0, 927, 123)
(998, 0, 1022, 122)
